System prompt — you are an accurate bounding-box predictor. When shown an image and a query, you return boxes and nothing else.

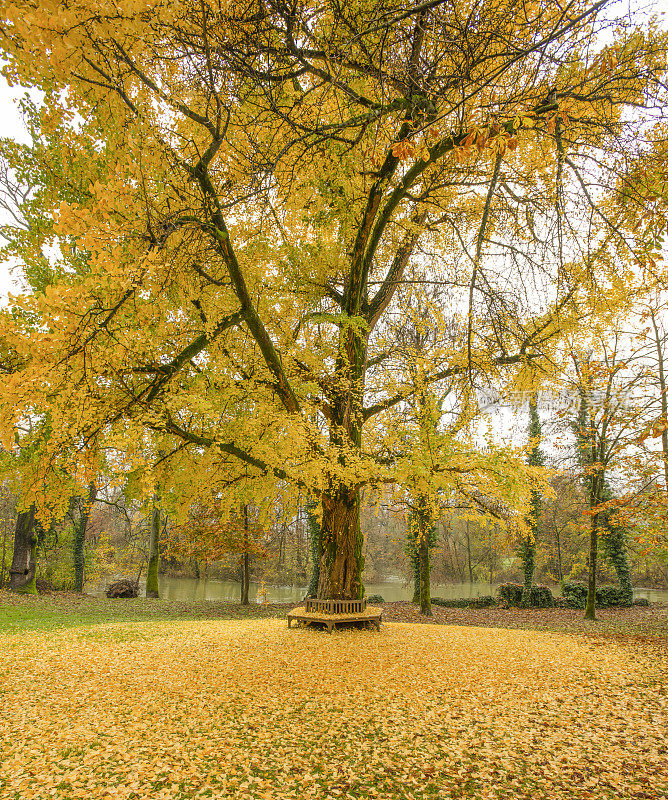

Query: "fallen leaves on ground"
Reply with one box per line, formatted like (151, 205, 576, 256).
(379, 601, 668, 644)
(0, 618, 666, 800)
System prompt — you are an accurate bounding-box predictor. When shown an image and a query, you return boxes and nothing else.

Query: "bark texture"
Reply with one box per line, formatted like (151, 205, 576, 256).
(240, 505, 250, 605)
(146, 504, 160, 598)
(407, 500, 435, 614)
(585, 505, 599, 621)
(317, 487, 364, 600)
(305, 499, 321, 597)
(418, 512, 432, 616)
(521, 394, 543, 607)
(73, 483, 97, 593)
(9, 505, 37, 594)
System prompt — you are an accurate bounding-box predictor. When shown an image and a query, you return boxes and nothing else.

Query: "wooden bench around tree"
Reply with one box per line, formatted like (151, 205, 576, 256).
(287, 598, 382, 633)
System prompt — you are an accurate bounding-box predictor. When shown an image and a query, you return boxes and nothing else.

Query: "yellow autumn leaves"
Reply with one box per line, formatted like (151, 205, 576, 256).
(0, 618, 665, 800)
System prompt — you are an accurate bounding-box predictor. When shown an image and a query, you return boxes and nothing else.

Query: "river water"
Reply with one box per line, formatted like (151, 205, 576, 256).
(126, 575, 667, 605)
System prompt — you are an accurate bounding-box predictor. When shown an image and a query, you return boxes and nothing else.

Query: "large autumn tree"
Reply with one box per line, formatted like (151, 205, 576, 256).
(0, 0, 665, 598)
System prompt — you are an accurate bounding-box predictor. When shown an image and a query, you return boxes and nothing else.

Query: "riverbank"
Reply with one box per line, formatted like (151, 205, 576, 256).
(2, 590, 666, 644)
(84, 574, 668, 605)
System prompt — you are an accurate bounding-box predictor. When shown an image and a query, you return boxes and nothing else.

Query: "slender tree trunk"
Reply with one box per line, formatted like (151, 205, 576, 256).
(317, 486, 364, 600)
(241, 504, 250, 605)
(650, 310, 668, 489)
(585, 511, 598, 620)
(305, 499, 321, 597)
(409, 512, 419, 603)
(146, 504, 160, 598)
(488, 525, 495, 586)
(521, 394, 543, 607)
(520, 532, 536, 608)
(465, 520, 473, 583)
(240, 552, 250, 604)
(418, 508, 432, 616)
(555, 526, 563, 582)
(73, 482, 97, 593)
(585, 474, 601, 621)
(9, 505, 37, 593)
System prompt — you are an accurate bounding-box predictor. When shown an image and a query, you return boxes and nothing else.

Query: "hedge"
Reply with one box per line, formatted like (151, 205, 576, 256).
(430, 597, 470, 608)
(561, 582, 633, 608)
(497, 583, 555, 608)
(467, 595, 497, 608)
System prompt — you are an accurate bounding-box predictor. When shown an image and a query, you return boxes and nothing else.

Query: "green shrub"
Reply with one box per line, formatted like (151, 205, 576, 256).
(561, 582, 633, 608)
(561, 582, 587, 608)
(467, 595, 497, 608)
(529, 585, 555, 608)
(430, 597, 470, 608)
(366, 594, 384, 603)
(597, 585, 633, 607)
(633, 597, 650, 607)
(498, 583, 523, 605)
(497, 583, 554, 608)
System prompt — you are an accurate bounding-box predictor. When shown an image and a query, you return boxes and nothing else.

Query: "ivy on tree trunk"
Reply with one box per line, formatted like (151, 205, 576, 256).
(305, 499, 321, 597)
(73, 483, 97, 593)
(241, 504, 250, 605)
(146, 504, 160, 599)
(406, 499, 436, 615)
(520, 394, 543, 607)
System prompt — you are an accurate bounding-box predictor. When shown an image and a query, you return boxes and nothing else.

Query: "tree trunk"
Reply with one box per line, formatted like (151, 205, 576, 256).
(521, 394, 542, 607)
(465, 520, 473, 583)
(305, 499, 321, 597)
(73, 482, 97, 593)
(585, 510, 598, 620)
(555, 526, 563, 582)
(240, 552, 250, 604)
(418, 510, 432, 616)
(650, 310, 668, 489)
(585, 470, 602, 621)
(316, 486, 364, 600)
(520, 533, 536, 608)
(241, 504, 250, 605)
(9, 505, 37, 593)
(146, 504, 160, 598)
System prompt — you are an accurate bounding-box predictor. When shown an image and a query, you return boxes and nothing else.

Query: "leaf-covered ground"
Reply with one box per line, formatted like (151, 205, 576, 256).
(2, 591, 667, 644)
(1, 609, 666, 800)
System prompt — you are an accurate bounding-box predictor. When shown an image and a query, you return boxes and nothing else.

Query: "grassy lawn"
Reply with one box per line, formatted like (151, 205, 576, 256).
(0, 590, 289, 634)
(1, 590, 666, 643)
(0, 593, 666, 799)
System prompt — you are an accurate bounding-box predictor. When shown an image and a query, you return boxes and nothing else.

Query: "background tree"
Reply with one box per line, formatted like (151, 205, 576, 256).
(68, 482, 97, 593)
(519, 393, 545, 606)
(146, 502, 161, 599)
(569, 337, 651, 618)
